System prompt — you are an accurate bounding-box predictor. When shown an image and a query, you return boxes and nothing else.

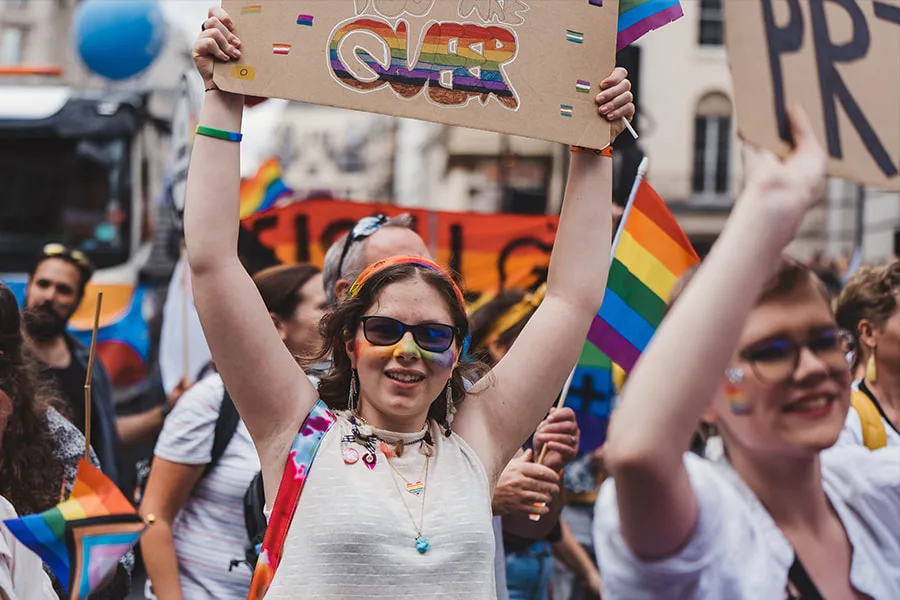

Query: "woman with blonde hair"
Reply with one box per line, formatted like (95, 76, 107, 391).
(835, 260, 900, 449)
(594, 109, 899, 599)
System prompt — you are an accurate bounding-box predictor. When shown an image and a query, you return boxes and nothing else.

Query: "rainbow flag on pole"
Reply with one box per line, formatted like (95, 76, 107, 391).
(587, 160, 699, 374)
(3, 460, 148, 599)
(239, 158, 294, 219)
(617, 0, 684, 51)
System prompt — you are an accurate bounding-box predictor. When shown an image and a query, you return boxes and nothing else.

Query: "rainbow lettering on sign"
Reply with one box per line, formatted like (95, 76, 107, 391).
(329, 18, 519, 109)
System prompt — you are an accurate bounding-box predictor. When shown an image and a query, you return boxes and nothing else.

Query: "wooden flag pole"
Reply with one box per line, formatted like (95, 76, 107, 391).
(535, 368, 576, 466)
(83, 292, 103, 462)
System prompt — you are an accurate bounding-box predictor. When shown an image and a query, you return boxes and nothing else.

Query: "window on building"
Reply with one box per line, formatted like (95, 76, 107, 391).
(692, 92, 732, 201)
(0, 26, 25, 64)
(698, 0, 724, 46)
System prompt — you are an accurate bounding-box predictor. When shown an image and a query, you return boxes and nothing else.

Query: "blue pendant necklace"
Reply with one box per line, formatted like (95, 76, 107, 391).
(387, 447, 431, 554)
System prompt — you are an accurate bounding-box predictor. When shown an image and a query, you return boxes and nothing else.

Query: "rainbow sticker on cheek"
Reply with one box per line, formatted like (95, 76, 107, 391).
(725, 368, 751, 415)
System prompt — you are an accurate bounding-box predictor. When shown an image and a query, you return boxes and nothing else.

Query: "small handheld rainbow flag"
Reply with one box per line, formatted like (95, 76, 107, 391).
(587, 158, 699, 374)
(618, 0, 684, 52)
(3, 459, 148, 600)
(239, 158, 294, 219)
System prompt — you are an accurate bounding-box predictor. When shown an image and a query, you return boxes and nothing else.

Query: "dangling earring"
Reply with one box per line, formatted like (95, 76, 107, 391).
(442, 382, 454, 438)
(866, 349, 878, 384)
(725, 368, 751, 415)
(348, 369, 359, 413)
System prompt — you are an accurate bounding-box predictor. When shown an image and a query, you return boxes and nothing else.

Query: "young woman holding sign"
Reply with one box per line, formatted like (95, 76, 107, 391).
(594, 109, 900, 599)
(185, 6, 634, 598)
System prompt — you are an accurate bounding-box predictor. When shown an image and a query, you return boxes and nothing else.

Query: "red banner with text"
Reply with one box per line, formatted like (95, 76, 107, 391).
(241, 199, 558, 299)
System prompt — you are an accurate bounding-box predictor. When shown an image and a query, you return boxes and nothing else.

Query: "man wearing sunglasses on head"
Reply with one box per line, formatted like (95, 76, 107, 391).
(322, 214, 431, 308)
(21, 243, 121, 487)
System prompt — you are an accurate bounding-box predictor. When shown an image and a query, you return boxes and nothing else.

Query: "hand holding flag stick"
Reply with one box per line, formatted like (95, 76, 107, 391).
(528, 368, 576, 521)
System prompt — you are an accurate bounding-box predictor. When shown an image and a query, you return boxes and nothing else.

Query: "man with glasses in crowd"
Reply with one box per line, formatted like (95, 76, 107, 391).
(21, 244, 121, 486)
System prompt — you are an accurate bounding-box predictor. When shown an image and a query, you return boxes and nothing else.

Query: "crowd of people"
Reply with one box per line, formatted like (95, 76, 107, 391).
(1, 5, 898, 600)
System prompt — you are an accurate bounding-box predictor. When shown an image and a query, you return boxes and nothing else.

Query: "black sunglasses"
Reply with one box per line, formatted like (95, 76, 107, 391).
(337, 215, 389, 279)
(360, 316, 458, 353)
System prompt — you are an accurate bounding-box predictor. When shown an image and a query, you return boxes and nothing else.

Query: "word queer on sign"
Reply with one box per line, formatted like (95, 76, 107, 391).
(215, 0, 618, 149)
(725, 0, 900, 191)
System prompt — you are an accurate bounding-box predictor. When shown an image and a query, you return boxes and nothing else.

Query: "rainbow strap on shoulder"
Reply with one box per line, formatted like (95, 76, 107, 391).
(248, 400, 336, 599)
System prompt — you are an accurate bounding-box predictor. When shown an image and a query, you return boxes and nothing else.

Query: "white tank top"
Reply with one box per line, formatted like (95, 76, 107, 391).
(264, 414, 497, 599)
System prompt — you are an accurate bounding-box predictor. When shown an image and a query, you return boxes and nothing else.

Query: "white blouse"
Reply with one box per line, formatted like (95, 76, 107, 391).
(594, 447, 900, 599)
(265, 414, 497, 599)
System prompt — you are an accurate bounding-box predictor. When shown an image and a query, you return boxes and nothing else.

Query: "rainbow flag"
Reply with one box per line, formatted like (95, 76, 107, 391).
(618, 0, 684, 51)
(239, 158, 294, 219)
(588, 179, 699, 373)
(3, 460, 147, 600)
(568, 341, 616, 453)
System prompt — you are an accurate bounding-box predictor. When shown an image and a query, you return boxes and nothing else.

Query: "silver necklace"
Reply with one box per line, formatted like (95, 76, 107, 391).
(386, 452, 430, 554)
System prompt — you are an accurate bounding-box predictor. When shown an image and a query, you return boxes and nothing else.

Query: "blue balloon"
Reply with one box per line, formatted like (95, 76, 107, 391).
(73, 0, 167, 81)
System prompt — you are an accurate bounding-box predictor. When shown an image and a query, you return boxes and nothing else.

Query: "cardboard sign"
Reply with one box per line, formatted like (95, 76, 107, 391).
(241, 198, 558, 297)
(725, 0, 900, 191)
(215, 0, 618, 149)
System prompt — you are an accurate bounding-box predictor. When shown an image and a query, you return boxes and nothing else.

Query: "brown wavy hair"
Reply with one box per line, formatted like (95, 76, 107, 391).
(313, 263, 484, 428)
(0, 282, 64, 515)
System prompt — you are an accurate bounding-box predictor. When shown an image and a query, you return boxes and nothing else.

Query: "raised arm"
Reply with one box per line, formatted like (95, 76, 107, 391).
(184, 8, 316, 470)
(602, 107, 827, 559)
(458, 69, 633, 476)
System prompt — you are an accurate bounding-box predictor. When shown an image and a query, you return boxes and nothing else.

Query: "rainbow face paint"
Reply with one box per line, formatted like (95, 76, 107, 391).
(421, 348, 456, 370)
(725, 368, 751, 415)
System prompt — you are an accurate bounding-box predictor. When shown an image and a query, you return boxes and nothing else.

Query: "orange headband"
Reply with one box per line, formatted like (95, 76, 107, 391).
(347, 256, 466, 309)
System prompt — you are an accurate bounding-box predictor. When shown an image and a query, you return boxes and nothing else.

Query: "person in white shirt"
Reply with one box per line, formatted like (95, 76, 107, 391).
(594, 108, 900, 599)
(0, 496, 57, 600)
(834, 261, 900, 449)
(0, 386, 55, 599)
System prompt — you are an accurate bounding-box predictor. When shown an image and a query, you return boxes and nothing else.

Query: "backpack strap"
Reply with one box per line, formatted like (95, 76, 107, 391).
(202, 388, 241, 479)
(850, 388, 887, 450)
(248, 400, 336, 599)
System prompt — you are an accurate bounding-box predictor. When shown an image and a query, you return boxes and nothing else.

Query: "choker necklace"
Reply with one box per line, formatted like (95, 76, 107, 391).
(343, 414, 434, 469)
(386, 453, 431, 553)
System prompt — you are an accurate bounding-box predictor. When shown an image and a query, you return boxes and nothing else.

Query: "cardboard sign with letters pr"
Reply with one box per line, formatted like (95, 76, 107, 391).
(725, 0, 900, 191)
(214, 0, 618, 149)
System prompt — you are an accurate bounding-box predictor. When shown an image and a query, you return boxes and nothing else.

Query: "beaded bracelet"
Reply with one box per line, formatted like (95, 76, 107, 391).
(570, 145, 613, 157)
(195, 125, 242, 143)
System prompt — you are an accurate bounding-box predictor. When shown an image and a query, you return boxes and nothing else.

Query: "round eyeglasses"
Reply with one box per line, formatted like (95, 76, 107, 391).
(738, 328, 853, 385)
